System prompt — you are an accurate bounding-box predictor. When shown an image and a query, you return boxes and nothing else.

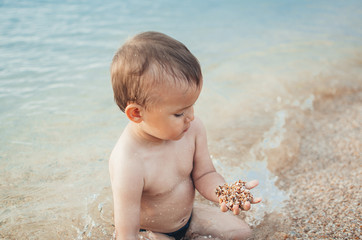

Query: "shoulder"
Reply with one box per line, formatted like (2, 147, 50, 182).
(189, 116, 207, 138)
(109, 125, 144, 183)
(190, 116, 205, 131)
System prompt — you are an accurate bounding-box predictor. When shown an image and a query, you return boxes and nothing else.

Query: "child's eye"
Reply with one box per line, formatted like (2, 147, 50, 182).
(174, 113, 184, 117)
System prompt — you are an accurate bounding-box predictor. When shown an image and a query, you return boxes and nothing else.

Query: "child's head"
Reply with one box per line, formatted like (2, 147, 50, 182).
(111, 31, 202, 112)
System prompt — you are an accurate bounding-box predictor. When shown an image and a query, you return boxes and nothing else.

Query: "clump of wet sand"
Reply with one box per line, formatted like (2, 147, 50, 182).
(252, 91, 362, 239)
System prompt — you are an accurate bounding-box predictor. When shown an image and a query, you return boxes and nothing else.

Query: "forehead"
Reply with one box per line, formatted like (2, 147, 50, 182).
(150, 81, 201, 109)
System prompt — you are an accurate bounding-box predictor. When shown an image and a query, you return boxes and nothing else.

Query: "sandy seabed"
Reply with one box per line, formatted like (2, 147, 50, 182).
(1, 86, 360, 240)
(251, 91, 362, 240)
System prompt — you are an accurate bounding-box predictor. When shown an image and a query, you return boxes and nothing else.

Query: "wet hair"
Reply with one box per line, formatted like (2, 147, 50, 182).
(111, 31, 202, 112)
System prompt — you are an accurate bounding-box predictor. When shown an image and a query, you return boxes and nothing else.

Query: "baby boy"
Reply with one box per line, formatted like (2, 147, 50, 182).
(109, 31, 261, 240)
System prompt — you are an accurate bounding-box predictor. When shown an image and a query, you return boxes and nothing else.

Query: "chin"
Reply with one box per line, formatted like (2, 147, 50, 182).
(173, 132, 186, 141)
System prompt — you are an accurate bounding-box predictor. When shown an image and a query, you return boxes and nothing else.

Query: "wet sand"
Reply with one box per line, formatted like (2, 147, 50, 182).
(1, 93, 360, 240)
(1, 94, 360, 240)
(251, 90, 362, 239)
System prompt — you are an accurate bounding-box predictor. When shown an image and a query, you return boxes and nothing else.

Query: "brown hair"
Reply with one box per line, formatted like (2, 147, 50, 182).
(111, 31, 202, 112)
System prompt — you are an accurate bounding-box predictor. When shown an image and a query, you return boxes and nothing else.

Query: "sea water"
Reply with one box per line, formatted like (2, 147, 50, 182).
(1, 0, 361, 238)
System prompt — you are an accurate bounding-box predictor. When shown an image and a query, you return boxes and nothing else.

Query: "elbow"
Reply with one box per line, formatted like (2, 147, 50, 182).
(193, 170, 217, 183)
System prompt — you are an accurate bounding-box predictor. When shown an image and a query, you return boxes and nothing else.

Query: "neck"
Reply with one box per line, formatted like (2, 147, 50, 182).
(128, 122, 166, 145)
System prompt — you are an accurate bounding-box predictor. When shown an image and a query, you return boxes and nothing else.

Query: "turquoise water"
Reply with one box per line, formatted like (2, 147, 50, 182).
(1, 0, 361, 238)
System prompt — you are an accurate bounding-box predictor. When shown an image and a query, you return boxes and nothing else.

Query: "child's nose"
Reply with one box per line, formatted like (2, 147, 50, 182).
(185, 107, 194, 122)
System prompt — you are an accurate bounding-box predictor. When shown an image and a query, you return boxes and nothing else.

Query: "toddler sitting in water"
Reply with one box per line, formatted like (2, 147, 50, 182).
(109, 31, 261, 239)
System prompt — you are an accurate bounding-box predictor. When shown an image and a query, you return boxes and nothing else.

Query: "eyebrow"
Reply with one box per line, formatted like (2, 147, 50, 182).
(175, 103, 194, 112)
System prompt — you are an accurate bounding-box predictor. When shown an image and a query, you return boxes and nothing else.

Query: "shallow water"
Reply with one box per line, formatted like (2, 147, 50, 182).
(1, 0, 362, 239)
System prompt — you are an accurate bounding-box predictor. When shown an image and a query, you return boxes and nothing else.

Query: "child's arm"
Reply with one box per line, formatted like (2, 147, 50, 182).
(191, 117, 226, 202)
(110, 153, 144, 240)
(191, 118, 261, 214)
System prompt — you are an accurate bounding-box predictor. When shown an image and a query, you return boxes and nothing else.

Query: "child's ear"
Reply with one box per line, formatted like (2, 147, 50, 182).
(125, 103, 143, 123)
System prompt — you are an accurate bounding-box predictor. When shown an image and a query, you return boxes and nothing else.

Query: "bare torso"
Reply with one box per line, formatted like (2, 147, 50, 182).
(109, 117, 256, 239)
(140, 132, 196, 232)
(111, 123, 197, 233)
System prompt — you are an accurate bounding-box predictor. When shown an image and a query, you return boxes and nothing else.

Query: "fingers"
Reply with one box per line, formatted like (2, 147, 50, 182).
(243, 201, 251, 211)
(220, 199, 261, 214)
(252, 197, 262, 204)
(240, 198, 262, 212)
(220, 202, 228, 212)
(219, 179, 262, 214)
(220, 202, 242, 214)
(245, 180, 262, 205)
(245, 180, 259, 189)
(232, 205, 240, 215)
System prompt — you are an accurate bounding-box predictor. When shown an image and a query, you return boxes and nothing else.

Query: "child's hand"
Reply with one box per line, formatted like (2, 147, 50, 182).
(218, 180, 262, 215)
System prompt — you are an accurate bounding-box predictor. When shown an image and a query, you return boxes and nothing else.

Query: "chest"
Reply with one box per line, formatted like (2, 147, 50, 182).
(142, 140, 195, 196)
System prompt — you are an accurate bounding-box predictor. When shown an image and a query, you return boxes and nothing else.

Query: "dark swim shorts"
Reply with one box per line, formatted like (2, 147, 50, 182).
(140, 214, 192, 240)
